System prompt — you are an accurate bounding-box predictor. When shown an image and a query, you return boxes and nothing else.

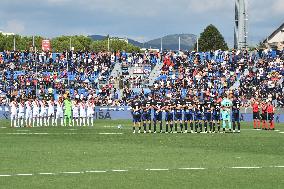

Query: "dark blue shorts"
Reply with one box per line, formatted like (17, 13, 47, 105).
(184, 113, 194, 121)
(195, 113, 203, 121)
(133, 113, 141, 123)
(204, 112, 212, 121)
(175, 112, 183, 121)
(213, 113, 221, 121)
(142, 113, 151, 121)
(154, 112, 162, 122)
(232, 112, 240, 122)
(165, 113, 174, 122)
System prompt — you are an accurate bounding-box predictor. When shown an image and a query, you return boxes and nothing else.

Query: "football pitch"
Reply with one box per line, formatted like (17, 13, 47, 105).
(0, 120, 283, 189)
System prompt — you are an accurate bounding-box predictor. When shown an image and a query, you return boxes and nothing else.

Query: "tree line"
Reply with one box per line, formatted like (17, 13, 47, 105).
(0, 34, 141, 52)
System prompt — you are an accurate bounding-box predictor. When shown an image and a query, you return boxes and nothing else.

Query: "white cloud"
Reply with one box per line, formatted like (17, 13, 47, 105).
(4, 20, 25, 34)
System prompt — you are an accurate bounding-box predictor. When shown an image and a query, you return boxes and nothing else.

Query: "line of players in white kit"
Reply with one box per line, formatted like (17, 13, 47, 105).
(9, 97, 96, 128)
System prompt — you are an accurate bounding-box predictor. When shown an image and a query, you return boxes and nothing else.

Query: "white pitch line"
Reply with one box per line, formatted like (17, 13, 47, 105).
(16, 174, 33, 176)
(179, 168, 206, 170)
(61, 172, 82, 174)
(0, 175, 11, 177)
(39, 173, 55, 175)
(99, 133, 123, 135)
(231, 167, 261, 169)
(85, 170, 107, 173)
(274, 166, 284, 168)
(147, 169, 169, 171)
(279, 132, 284, 134)
(34, 133, 49, 135)
(112, 170, 128, 172)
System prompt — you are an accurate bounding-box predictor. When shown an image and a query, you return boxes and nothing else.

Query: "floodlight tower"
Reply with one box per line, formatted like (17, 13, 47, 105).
(234, 0, 248, 49)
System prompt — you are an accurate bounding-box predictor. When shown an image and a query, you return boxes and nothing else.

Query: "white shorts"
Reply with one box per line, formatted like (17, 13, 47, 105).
(18, 113, 25, 119)
(80, 113, 86, 118)
(48, 111, 54, 117)
(87, 111, 94, 118)
(73, 112, 79, 118)
(11, 112, 17, 119)
(25, 111, 32, 119)
(56, 111, 63, 118)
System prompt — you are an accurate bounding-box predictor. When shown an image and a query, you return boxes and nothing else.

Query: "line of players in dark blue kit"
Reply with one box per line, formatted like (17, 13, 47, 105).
(131, 95, 242, 134)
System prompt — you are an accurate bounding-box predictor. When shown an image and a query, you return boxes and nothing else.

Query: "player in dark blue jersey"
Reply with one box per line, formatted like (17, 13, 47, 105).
(131, 98, 142, 133)
(213, 98, 221, 133)
(232, 95, 241, 133)
(183, 97, 194, 133)
(174, 98, 184, 133)
(195, 98, 204, 133)
(203, 96, 213, 133)
(164, 98, 174, 133)
(152, 97, 164, 134)
(142, 96, 154, 133)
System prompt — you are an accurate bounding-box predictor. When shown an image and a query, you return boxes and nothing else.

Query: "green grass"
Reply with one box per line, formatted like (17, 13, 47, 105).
(0, 120, 283, 189)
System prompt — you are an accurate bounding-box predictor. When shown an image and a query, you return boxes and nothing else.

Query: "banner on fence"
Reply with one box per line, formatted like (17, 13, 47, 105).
(0, 106, 283, 122)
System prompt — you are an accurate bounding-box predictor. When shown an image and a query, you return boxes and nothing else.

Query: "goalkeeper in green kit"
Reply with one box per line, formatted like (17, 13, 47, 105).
(64, 93, 72, 127)
(221, 94, 233, 133)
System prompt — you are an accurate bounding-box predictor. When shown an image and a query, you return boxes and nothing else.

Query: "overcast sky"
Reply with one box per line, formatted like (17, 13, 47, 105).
(0, 0, 283, 46)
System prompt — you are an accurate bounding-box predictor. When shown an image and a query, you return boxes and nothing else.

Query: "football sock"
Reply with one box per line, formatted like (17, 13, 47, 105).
(143, 123, 146, 131)
(213, 122, 216, 132)
(209, 122, 212, 131)
(228, 121, 232, 130)
(185, 122, 188, 131)
(175, 123, 177, 132)
(166, 123, 169, 132)
(190, 122, 193, 131)
(180, 123, 183, 132)
(237, 122, 241, 131)
(160, 122, 162, 132)
(233, 122, 236, 130)
(199, 122, 202, 132)
(154, 122, 157, 132)
(138, 127, 141, 131)
(149, 123, 151, 131)
(204, 122, 208, 132)
(170, 124, 173, 132)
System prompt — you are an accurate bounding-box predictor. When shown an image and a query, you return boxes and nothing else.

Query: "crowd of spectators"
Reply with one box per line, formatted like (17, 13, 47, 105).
(0, 48, 283, 108)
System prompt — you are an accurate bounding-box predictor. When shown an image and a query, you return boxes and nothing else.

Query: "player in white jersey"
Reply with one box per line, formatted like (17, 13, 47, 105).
(39, 100, 47, 126)
(17, 99, 25, 127)
(86, 99, 95, 126)
(10, 99, 18, 128)
(55, 98, 64, 126)
(79, 100, 87, 126)
(25, 98, 33, 127)
(32, 98, 40, 127)
(48, 99, 55, 126)
(72, 99, 79, 126)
